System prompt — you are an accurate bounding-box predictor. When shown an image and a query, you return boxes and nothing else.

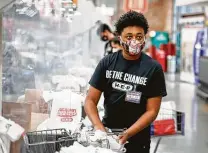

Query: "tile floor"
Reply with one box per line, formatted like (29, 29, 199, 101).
(151, 74, 208, 153)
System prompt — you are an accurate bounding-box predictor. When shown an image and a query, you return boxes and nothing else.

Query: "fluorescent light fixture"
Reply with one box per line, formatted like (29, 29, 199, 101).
(149, 31, 156, 37)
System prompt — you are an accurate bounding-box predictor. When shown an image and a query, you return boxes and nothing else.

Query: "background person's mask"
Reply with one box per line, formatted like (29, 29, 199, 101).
(101, 36, 108, 41)
(112, 48, 120, 53)
(121, 38, 145, 55)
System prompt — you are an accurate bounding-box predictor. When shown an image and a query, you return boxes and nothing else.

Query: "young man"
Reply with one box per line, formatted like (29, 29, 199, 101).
(85, 11, 167, 153)
(97, 23, 115, 56)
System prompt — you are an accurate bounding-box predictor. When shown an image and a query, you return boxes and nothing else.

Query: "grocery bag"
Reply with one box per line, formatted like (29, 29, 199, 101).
(152, 119, 176, 136)
(49, 90, 83, 131)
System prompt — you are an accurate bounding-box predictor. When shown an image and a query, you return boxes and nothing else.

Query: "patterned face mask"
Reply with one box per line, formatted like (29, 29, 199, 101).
(120, 38, 145, 56)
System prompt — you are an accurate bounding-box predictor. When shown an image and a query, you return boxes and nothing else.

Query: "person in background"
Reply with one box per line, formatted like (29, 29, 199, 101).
(110, 37, 122, 53)
(85, 10, 167, 153)
(97, 23, 115, 56)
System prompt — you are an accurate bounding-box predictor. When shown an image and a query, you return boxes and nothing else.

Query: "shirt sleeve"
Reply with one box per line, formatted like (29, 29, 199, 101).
(89, 58, 106, 92)
(145, 67, 167, 98)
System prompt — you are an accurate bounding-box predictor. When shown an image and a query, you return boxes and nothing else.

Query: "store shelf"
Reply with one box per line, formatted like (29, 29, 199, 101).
(181, 12, 205, 18)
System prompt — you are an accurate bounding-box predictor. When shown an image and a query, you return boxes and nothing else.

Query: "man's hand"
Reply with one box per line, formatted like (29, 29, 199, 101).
(94, 124, 106, 132)
(118, 131, 130, 145)
(123, 96, 162, 139)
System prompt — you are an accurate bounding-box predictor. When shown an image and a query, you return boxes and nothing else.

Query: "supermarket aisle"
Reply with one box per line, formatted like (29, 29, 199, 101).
(151, 74, 208, 153)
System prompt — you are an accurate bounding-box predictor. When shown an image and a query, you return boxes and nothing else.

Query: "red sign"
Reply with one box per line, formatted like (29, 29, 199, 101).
(123, 0, 148, 13)
(57, 108, 77, 122)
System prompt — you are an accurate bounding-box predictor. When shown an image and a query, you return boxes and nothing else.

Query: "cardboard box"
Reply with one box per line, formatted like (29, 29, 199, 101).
(2, 102, 32, 153)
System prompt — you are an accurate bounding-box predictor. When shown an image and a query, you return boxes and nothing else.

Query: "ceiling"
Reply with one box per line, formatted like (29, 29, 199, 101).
(176, 0, 208, 6)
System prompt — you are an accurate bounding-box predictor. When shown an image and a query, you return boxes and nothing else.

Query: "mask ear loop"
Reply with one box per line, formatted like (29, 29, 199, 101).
(119, 36, 129, 51)
(139, 37, 146, 45)
(119, 36, 124, 44)
(120, 36, 132, 46)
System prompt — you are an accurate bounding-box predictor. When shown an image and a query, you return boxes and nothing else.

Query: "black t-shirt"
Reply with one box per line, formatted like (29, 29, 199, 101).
(104, 41, 113, 56)
(89, 51, 167, 144)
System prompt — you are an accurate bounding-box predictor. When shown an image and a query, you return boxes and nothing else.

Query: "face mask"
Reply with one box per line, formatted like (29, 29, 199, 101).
(101, 36, 108, 41)
(121, 38, 145, 56)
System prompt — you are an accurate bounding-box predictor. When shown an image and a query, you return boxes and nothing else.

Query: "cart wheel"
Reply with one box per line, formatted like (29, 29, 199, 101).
(121, 147, 127, 153)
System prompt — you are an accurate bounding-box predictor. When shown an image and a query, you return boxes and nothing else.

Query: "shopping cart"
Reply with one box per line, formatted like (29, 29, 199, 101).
(23, 129, 77, 153)
(151, 108, 185, 153)
(23, 108, 184, 153)
(76, 128, 127, 153)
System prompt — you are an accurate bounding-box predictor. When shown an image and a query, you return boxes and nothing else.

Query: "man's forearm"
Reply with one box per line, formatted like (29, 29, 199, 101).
(84, 100, 106, 131)
(126, 110, 158, 138)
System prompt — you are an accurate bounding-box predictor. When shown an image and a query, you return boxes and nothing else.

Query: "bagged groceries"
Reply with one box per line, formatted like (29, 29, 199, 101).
(153, 119, 176, 136)
(58, 141, 117, 153)
(37, 90, 84, 133)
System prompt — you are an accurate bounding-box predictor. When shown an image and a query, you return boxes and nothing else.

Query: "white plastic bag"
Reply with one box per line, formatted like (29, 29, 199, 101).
(0, 116, 24, 153)
(0, 116, 24, 142)
(49, 90, 83, 131)
(0, 136, 10, 153)
(156, 101, 176, 120)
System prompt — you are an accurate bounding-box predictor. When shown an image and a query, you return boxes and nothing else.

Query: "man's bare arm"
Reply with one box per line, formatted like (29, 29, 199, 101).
(84, 86, 106, 131)
(126, 96, 162, 137)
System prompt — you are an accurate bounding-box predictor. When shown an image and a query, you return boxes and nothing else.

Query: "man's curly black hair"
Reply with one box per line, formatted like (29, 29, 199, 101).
(115, 10, 149, 35)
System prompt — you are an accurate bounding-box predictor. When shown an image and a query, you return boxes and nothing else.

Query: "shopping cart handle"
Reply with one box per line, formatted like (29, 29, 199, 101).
(110, 128, 127, 132)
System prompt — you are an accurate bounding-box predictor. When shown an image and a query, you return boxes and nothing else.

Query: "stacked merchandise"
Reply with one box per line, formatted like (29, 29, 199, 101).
(149, 31, 177, 73)
(148, 43, 177, 73)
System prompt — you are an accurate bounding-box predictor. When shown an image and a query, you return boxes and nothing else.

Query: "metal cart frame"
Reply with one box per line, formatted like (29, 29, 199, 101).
(151, 109, 185, 153)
